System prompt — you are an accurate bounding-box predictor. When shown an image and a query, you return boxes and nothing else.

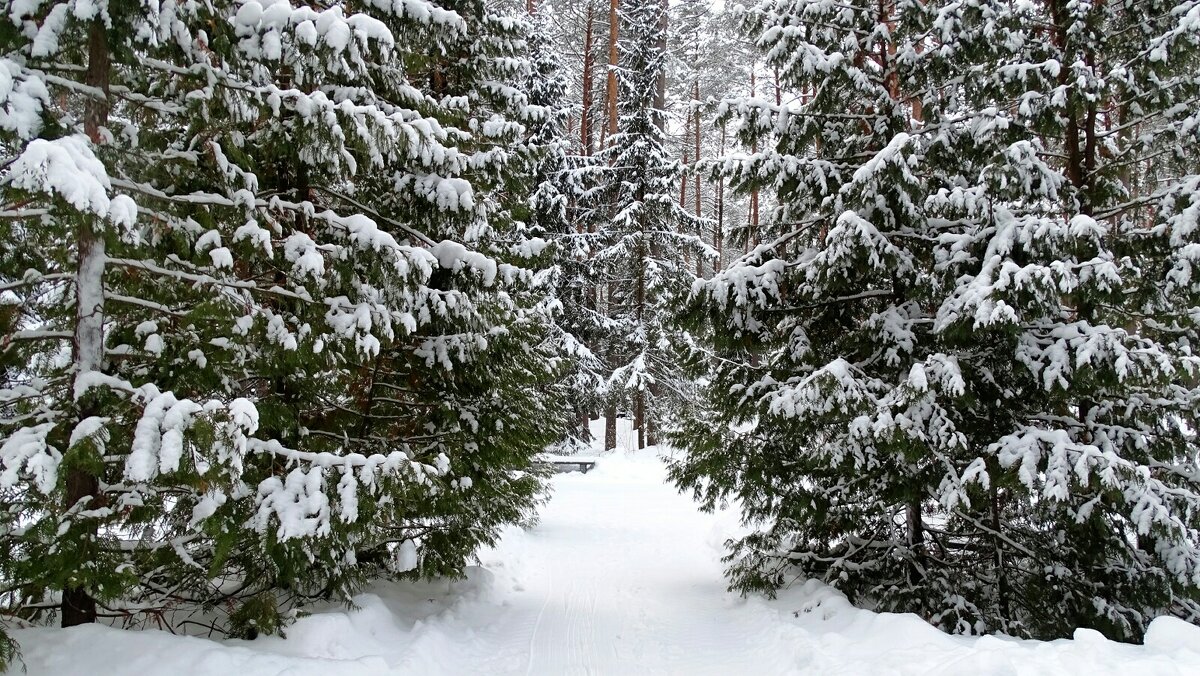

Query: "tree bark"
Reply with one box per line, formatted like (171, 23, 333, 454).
(905, 496, 925, 586)
(64, 17, 111, 628)
(580, 4, 596, 157)
(653, 0, 667, 121)
(680, 142, 689, 209)
(605, 0, 619, 139)
(635, 389, 646, 450)
(604, 404, 617, 450)
(748, 67, 759, 248)
(635, 180, 647, 450)
(988, 459, 1011, 621)
(693, 79, 702, 277)
(577, 409, 592, 441)
(715, 123, 725, 272)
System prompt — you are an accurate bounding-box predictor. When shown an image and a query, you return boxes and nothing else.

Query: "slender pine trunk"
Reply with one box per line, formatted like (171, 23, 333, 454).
(64, 17, 110, 628)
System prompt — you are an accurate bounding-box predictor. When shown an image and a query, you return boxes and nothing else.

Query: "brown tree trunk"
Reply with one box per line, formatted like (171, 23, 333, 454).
(748, 68, 760, 248)
(882, 0, 899, 100)
(653, 0, 667, 118)
(635, 179, 648, 450)
(693, 80, 703, 277)
(988, 457, 1010, 621)
(580, 4, 596, 157)
(64, 17, 111, 629)
(635, 389, 646, 450)
(715, 123, 725, 272)
(605, 0, 619, 139)
(580, 4, 599, 309)
(577, 409, 592, 441)
(680, 145, 689, 209)
(906, 496, 925, 586)
(604, 404, 617, 450)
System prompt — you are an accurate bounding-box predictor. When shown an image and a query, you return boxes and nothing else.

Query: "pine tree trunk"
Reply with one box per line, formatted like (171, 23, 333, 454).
(680, 147, 689, 210)
(680, 148, 690, 275)
(604, 405, 617, 450)
(748, 68, 759, 248)
(905, 496, 924, 586)
(693, 79, 702, 277)
(577, 409, 592, 441)
(580, 4, 595, 156)
(653, 0, 667, 117)
(1048, 0, 1099, 442)
(715, 123, 725, 272)
(635, 186, 648, 450)
(605, 0, 619, 138)
(61, 468, 99, 627)
(64, 17, 110, 629)
(988, 458, 1011, 621)
(635, 390, 646, 450)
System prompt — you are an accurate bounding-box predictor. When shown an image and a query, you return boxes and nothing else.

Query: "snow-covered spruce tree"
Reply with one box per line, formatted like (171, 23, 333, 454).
(593, 0, 708, 449)
(0, 0, 569, 642)
(522, 5, 603, 448)
(670, 0, 952, 622)
(920, 0, 1200, 639)
(670, 0, 1200, 641)
(330, 0, 574, 578)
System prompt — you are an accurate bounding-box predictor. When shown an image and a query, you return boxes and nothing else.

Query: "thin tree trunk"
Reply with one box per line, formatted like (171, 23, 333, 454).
(635, 182, 647, 450)
(64, 17, 111, 629)
(680, 144, 689, 209)
(600, 0, 620, 429)
(988, 458, 1011, 621)
(693, 79, 702, 277)
(653, 0, 667, 118)
(580, 4, 600, 310)
(605, 0, 619, 139)
(1047, 0, 1099, 440)
(748, 68, 760, 248)
(906, 496, 925, 586)
(581, 4, 595, 157)
(909, 57, 923, 123)
(635, 389, 646, 449)
(680, 145, 690, 273)
(882, 0, 899, 99)
(715, 122, 725, 272)
(577, 409, 592, 441)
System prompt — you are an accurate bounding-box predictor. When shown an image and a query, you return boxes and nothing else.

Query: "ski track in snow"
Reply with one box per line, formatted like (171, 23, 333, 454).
(9, 437, 1200, 675)
(503, 454, 785, 675)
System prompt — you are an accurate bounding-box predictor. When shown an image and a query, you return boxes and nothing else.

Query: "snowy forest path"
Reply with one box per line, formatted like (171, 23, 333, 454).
(471, 449, 807, 676)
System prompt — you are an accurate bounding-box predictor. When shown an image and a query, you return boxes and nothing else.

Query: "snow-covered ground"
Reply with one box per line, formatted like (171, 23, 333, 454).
(8, 430, 1200, 675)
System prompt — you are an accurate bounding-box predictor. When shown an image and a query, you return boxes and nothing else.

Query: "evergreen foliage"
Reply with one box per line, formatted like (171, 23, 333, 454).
(671, 0, 1200, 641)
(591, 0, 709, 446)
(0, 0, 569, 640)
(523, 5, 603, 447)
